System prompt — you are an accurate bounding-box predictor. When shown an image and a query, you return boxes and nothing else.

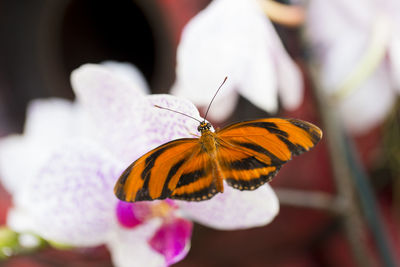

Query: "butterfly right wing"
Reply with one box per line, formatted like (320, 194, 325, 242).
(215, 118, 322, 190)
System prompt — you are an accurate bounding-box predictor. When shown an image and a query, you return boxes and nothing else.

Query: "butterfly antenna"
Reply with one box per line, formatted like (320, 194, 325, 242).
(154, 105, 202, 123)
(204, 76, 228, 121)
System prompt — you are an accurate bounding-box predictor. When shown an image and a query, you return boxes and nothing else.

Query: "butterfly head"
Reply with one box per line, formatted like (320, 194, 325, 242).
(197, 121, 212, 133)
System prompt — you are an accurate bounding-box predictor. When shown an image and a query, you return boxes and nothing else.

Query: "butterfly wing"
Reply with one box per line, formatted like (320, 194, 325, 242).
(169, 149, 220, 201)
(216, 118, 322, 190)
(114, 137, 220, 202)
(114, 138, 199, 202)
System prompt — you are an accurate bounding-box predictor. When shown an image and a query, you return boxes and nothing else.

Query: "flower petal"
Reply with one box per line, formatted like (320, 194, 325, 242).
(116, 201, 152, 228)
(179, 183, 279, 230)
(172, 0, 292, 121)
(71, 64, 150, 164)
(145, 94, 203, 146)
(12, 140, 122, 246)
(0, 99, 82, 194)
(0, 135, 33, 194)
(101, 61, 150, 94)
(107, 220, 166, 267)
(148, 217, 192, 266)
(388, 34, 400, 90)
(338, 65, 395, 133)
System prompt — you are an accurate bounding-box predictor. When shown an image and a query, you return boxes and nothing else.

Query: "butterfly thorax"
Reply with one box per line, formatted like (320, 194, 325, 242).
(199, 130, 218, 157)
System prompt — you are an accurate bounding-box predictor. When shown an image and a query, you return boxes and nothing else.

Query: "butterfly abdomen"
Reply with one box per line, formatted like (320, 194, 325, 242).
(199, 130, 224, 192)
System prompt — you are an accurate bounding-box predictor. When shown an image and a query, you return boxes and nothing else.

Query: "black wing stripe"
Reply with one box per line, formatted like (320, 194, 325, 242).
(241, 121, 289, 138)
(135, 173, 152, 201)
(175, 169, 207, 189)
(228, 156, 270, 170)
(230, 141, 286, 165)
(160, 158, 186, 197)
(276, 135, 307, 156)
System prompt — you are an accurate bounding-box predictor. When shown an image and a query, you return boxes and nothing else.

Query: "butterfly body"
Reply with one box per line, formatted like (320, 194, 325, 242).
(114, 118, 322, 202)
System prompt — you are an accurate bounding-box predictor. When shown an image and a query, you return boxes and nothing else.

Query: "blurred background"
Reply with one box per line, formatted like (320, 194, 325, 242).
(0, 0, 399, 266)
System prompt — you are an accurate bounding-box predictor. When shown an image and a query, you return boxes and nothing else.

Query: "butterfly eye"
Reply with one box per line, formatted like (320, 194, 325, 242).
(197, 125, 202, 132)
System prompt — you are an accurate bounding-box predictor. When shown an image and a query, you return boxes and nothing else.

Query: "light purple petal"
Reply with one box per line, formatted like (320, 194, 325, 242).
(144, 94, 203, 146)
(148, 217, 192, 266)
(179, 183, 279, 230)
(12, 140, 123, 246)
(0, 99, 82, 194)
(107, 220, 166, 267)
(71, 64, 150, 164)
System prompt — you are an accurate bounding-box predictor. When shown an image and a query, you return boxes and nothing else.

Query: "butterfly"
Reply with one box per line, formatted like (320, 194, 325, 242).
(114, 78, 322, 202)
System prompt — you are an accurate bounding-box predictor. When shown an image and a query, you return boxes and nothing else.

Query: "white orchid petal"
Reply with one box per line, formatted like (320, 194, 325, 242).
(0, 136, 35, 194)
(24, 98, 80, 143)
(101, 61, 150, 94)
(268, 21, 303, 110)
(388, 34, 400, 90)
(202, 91, 239, 122)
(179, 184, 279, 230)
(13, 140, 122, 246)
(173, 0, 299, 118)
(107, 220, 166, 267)
(7, 207, 37, 233)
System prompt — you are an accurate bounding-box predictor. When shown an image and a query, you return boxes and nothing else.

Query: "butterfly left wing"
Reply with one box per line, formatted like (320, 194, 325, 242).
(216, 118, 322, 190)
(114, 138, 221, 202)
(114, 138, 199, 202)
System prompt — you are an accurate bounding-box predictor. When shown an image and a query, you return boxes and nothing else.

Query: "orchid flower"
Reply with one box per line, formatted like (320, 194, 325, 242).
(306, 0, 400, 134)
(0, 63, 279, 266)
(171, 0, 303, 122)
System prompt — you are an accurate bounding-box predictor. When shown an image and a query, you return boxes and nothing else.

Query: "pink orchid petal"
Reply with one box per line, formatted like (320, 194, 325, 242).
(116, 201, 153, 229)
(179, 183, 279, 230)
(149, 217, 192, 266)
(13, 140, 122, 246)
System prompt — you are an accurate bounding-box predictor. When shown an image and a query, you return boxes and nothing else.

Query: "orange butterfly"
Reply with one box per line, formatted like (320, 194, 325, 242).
(114, 78, 322, 202)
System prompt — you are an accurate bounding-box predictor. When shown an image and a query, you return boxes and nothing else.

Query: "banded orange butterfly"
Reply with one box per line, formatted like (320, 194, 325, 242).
(114, 77, 322, 202)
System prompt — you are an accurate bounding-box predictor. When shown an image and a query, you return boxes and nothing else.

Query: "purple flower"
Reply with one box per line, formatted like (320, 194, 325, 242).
(0, 63, 279, 266)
